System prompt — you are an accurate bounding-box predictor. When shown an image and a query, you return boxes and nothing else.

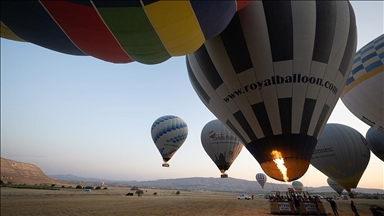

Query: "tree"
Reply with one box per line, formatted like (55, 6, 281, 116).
(76, 185, 82, 189)
(0, 180, 4, 186)
(61, 185, 65, 188)
(95, 186, 101, 190)
(103, 187, 108, 190)
(176, 191, 180, 195)
(51, 184, 56, 187)
(135, 189, 144, 197)
(153, 192, 157, 196)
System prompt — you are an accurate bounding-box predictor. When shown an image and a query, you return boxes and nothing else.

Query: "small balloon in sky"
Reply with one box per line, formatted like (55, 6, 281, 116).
(151, 115, 188, 168)
(201, 119, 243, 178)
(255, 173, 267, 189)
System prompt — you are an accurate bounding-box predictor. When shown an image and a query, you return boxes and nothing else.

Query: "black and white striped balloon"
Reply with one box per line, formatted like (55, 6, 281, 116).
(187, 1, 357, 182)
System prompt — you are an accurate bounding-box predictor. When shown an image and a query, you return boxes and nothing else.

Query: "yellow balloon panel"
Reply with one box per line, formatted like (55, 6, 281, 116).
(144, 1, 205, 56)
(1, 22, 25, 42)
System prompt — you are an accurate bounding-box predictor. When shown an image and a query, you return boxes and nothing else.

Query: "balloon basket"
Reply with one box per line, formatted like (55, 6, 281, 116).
(162, 163, 170, 168)
(221, 174, 228, 178)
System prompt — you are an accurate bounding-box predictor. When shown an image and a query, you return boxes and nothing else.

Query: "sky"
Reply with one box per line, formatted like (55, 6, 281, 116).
(1, 1, 383, 190)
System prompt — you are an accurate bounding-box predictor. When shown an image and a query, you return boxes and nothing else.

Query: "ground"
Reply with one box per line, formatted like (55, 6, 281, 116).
(1, 187, 382, 215)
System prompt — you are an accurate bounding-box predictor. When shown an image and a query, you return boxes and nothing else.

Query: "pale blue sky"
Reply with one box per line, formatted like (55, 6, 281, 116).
(1, 1, 383, 189)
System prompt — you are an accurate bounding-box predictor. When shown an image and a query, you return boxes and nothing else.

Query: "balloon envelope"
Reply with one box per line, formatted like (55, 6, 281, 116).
(187, 1, 357, 182)
(292, 181, 303, 192)
(1, 1, 249, 65)
(151, 115, 188, 166)
(311, 123, 370, 191)
(327, 178, 344, 195)
(341, 34, 384, 133)
(201, 119, 243, 178)
(366, 127, 384, 162)
(255, 173, 267, 189)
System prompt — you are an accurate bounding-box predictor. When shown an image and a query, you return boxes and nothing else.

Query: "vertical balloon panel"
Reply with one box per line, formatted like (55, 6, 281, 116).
(187, 1, 357, 182)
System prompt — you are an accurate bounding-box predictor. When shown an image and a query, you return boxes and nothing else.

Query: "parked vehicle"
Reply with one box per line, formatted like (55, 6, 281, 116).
(237, 194, 250, 200)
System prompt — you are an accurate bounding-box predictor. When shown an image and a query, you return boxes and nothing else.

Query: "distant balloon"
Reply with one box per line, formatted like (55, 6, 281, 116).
(187, 1, 357, 182)
(327, 178, 344, 196)
(292, 181, 304, 192)
(341, 34, 384, 133)
(1, 1, 249, 65)
(255, 173, 267, 189)
(366, 127, 384, 162)
(201, 119, 243, 178)
(151, 115, 188, 167)
(311, 123, 370, 191)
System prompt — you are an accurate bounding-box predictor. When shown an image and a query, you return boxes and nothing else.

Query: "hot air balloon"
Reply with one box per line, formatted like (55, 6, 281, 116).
(186, 1, 357, 182)
(341, 34, 384, 133)
(1, 1, 249, 65)
(201, 119, 243, 178)
(151, 115, 188, 167)
(311, 123, 370, 192)
(366, 127, 384, 162)
(292, 181, 304, 192)
(255, 173, 267, 189)
(327, 178, 344, 196)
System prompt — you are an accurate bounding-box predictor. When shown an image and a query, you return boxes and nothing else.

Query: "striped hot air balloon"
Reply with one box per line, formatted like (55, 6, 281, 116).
(327, 178, 344, 196)
(366, 127, 384, 162)
(341, 34, 384, 133)
(201, 119, 243, 178)
(1, 1, 249, 65)
(311, 123, 370, 192)
(292, 181, 304, 192)
(187, 1, 357, 182)
(151, 115, 188, 167)
(255, 173, 267, 189)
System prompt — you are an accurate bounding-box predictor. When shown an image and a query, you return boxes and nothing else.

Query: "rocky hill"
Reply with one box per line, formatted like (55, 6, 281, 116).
(1, 157, 55, 185)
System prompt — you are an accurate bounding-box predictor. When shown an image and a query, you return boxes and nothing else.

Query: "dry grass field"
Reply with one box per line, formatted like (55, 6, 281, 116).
(1, 186, 382, 216)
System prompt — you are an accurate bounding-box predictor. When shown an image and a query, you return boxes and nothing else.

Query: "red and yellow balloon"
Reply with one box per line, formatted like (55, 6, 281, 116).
(1, 0, 249, 64)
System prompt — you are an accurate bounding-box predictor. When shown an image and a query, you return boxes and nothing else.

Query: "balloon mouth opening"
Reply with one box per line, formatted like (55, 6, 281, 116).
(260, 156, 310, 182)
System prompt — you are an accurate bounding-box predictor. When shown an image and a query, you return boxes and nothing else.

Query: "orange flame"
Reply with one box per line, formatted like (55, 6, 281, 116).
(271, 150, 289, 182)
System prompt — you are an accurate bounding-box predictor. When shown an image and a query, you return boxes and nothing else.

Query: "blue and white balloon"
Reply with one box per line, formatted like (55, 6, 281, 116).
(151, 115, 188, 167)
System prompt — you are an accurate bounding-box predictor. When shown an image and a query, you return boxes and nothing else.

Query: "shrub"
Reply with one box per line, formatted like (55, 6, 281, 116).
(176, 191, 180, 195)
(95, 186, 101, 190)
(153, 192, 157, 196)
(103, 187, 108, 190)
(76, 185, 82, 189)
(62, 185, 65, 188)
(51, 184, 56, 187)
(0, 180, 4, 186)
(135, 189, 144, 197)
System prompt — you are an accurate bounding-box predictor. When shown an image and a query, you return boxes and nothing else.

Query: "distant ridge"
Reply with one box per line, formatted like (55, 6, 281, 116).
(1, 157, 55, 185)
(49, 174, 384, 194)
